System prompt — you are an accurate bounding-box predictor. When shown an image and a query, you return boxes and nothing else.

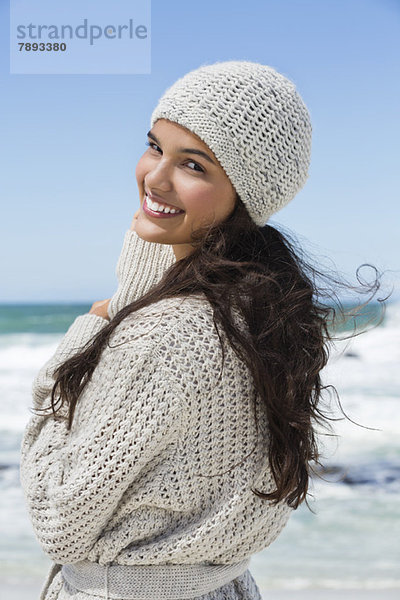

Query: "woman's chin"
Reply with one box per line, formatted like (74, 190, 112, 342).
(135, 218, 173, 244)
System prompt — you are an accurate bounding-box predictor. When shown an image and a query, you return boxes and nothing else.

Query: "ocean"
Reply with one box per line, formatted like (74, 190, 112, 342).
(0, 301, 399, 594)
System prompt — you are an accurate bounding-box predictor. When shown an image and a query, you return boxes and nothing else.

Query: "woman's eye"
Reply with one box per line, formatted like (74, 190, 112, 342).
(145, 141, 204, 173)
(145, 141, 161, 152)
(186, 161, 204, 173)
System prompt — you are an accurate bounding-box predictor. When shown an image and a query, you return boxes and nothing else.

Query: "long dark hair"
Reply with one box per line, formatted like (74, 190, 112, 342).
(33, 194, 389, 510)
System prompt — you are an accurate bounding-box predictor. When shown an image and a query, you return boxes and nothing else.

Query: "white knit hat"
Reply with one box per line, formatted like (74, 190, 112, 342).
(150, 60, 312, 227)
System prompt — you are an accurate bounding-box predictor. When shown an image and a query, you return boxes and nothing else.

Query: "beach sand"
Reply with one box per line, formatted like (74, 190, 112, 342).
(1, 581, 399, 600)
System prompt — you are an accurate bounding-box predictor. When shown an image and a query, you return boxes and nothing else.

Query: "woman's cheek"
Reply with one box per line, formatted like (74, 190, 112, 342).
(135, 155, 147, 186)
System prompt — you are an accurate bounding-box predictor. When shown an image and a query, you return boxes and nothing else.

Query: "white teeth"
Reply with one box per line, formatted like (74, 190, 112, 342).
(145, 194, 182, 214)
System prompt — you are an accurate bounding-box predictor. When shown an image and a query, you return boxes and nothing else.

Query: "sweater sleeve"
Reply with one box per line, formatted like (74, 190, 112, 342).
(107, 229, 176, 320)
(31, 314, 108, 411)
(30, 230, 175, 410)
(20, 342, 184, 564)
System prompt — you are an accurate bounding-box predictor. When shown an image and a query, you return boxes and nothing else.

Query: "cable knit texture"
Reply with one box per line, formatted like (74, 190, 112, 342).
(150, 59, 312, 226)
(20, 230, 294, 600)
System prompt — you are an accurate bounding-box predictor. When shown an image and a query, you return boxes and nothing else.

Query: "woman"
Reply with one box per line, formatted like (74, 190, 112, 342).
(19, 60, 382, 600)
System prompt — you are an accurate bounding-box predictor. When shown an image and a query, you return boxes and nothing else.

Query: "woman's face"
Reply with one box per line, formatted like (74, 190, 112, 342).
(135, 118, 237, 260)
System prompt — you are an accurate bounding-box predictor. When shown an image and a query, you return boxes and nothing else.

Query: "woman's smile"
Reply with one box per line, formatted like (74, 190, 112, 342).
(143, 193, 185, 219)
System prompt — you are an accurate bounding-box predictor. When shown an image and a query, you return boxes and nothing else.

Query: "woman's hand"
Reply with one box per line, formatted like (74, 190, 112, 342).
(130, 208, 141, 232)
(89, 299, 111, 321)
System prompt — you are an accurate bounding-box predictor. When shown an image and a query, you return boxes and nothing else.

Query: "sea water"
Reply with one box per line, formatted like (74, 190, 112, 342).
(0, 302, 399, 591)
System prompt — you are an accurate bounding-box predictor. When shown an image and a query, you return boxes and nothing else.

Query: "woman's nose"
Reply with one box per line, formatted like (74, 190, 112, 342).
(145, 160, 173, 192)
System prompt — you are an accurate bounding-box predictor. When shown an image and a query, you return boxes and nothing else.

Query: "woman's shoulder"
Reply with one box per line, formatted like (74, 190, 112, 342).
(109, 293, 216, 348)
(106, 293, 251, 399)
(108, 293, 244, 374)
(127, 292, 213, 325)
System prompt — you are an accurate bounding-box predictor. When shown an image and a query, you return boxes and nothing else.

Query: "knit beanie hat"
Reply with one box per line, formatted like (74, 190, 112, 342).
(150, 60, 312, 227)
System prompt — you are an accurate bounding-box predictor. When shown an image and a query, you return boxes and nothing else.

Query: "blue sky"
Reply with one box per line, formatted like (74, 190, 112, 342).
(1, 0, 399, 302)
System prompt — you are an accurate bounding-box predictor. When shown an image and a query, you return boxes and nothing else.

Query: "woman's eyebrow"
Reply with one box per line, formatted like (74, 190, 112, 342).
(146, 130, 217, 165)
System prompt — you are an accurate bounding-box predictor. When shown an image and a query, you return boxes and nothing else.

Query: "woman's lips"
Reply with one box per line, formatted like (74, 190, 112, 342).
(143, 194, 185, 219)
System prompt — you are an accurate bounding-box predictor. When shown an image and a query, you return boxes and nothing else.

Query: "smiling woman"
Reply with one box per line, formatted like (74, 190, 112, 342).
(135, 119, 238, 261)
(19, 60, 384, 600)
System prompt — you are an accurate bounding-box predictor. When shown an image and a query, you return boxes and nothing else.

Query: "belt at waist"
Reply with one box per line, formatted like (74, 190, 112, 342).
(61, 558, 251, 600)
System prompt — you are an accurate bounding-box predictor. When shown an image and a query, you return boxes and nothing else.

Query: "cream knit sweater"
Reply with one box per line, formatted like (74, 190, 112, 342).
(19, 230, 294, 600)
